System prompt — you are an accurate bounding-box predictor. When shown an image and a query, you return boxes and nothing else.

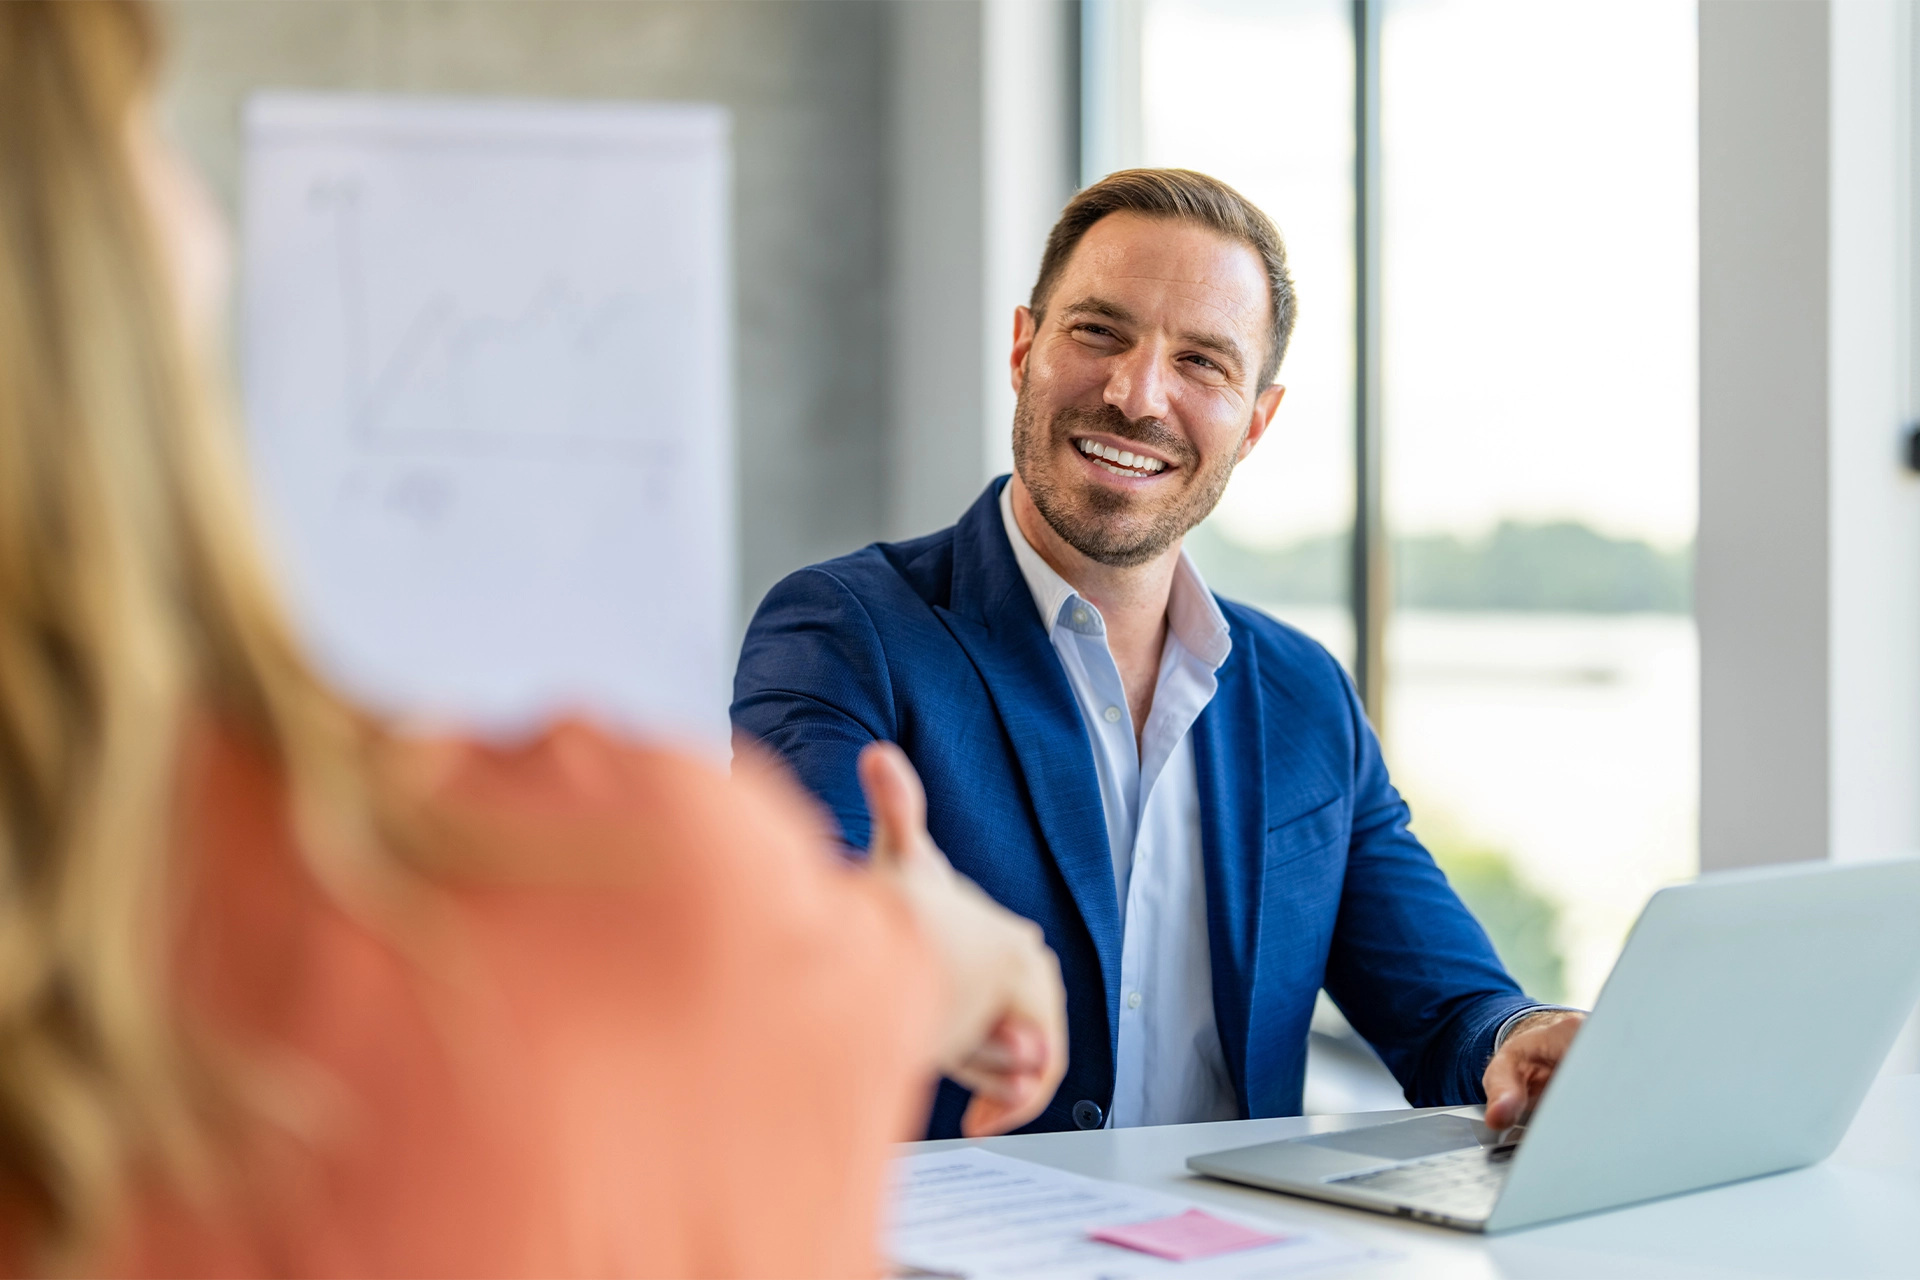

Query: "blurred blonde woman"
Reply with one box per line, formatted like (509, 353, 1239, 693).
(0, 2, 1065, 1273)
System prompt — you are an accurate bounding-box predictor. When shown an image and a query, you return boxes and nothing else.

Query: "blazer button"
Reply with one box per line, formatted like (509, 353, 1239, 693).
(1072, 1099, 1105, 1130)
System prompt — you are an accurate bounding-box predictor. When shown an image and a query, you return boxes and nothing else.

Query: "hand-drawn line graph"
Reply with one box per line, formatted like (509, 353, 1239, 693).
(308, 175, 680, 460)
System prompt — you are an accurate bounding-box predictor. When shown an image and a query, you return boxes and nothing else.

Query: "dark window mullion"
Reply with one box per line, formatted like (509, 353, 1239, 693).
(1352, 0, 1388, 725)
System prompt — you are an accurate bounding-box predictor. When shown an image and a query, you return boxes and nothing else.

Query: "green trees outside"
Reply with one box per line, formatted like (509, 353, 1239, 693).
(1188, 520, 1691, 614)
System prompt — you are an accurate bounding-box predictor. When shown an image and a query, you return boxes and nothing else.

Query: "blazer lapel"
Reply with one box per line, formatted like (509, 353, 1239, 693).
(1192, 634, 1269, 1115)
(934, 482, 1123, 1033)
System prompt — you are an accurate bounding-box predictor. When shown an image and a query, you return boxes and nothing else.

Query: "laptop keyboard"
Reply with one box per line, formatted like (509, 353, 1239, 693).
(1324, 1143, 1516, 1221)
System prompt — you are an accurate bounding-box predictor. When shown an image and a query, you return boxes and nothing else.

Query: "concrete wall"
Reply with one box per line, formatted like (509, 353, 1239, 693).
(887, 1, 988, 537)
(1700, 0, 1920, 875)
(1697, 0, 1832, 871)
(1700, 0, 1920, 1071)
(158, 0, 893, 621)
(887, 0, 1078, 538)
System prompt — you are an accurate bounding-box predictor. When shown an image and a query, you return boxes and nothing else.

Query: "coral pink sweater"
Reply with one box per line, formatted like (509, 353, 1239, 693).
(89, 721, 936, 1277)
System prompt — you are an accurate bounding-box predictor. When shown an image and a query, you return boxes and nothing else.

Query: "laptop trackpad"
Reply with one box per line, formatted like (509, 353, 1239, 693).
(1294, 1113, 1489, 1161)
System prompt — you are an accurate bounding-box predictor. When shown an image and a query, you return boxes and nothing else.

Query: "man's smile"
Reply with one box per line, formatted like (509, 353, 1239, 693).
(1071, 434, 1171, 479)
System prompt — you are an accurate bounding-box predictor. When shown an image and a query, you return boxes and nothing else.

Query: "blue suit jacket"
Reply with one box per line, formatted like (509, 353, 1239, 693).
(733, 479, 1539, 1138)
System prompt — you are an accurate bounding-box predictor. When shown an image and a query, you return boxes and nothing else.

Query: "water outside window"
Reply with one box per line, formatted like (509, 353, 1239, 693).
(1140, 0, 1699, 1031)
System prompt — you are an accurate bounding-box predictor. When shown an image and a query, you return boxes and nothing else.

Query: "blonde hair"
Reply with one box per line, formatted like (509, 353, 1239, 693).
(0, 1, 386, 1258)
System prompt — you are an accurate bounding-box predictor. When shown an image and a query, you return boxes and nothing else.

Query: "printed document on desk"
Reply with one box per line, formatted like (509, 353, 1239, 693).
(890, 1148, 1373, 1279)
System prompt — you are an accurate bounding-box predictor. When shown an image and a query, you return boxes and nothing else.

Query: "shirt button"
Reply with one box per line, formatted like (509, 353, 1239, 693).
(1104, 706, 1122, 723)
(1072, 607, 1090, 626)
(1127, 991, 1142, 1009)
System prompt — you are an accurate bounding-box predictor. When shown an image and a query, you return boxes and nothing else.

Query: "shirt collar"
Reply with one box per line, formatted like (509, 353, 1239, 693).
(997, 479, 1232, 670)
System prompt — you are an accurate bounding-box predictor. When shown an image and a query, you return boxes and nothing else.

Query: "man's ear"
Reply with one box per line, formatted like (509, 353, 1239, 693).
(1010, 306, 1038, 394)
(1237, 383, 1287, 463)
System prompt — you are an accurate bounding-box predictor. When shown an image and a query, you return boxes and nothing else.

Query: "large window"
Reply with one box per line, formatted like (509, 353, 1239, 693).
(1127, 0, 1698, 1014)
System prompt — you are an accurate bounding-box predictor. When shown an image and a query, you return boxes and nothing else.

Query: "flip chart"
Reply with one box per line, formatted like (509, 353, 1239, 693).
(243, 93, 733, 748)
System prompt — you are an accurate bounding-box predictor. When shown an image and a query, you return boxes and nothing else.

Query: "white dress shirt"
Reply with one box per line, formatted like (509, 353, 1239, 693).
(999, 485, 1240, 1127)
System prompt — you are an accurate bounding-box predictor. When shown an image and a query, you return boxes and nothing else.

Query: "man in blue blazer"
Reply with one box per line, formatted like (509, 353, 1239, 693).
(734, 170, 1582, 1139)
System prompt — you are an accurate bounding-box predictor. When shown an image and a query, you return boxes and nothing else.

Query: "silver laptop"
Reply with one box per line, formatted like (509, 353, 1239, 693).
(1188, 856, 1920, 1233)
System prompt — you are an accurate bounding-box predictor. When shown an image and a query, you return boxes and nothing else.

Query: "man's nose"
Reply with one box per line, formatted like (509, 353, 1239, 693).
(1103, 342, 1173, 423)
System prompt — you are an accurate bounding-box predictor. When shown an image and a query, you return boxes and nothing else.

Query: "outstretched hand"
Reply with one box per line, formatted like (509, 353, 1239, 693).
(1482, 1010, 1585, 1131)
(860, 742, 1068, 1137)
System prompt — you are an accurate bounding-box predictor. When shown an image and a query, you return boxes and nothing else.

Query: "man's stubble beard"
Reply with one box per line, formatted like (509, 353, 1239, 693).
(1011, 383, 1243, 569)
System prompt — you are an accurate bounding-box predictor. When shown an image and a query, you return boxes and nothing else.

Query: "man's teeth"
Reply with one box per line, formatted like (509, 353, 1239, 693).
(1076, 439, 1166, 475)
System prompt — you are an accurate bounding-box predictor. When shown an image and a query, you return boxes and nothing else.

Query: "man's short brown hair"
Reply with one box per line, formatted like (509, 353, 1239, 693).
(1029, 168, 1297, 388)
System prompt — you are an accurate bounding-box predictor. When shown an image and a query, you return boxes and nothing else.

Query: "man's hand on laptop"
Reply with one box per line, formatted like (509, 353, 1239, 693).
(1483, 1009, 1585, 1131)
(860, 742, 1069, 1137)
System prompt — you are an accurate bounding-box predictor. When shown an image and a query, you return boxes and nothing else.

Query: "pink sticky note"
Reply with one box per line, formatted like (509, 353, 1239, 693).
(1089, 1209, 1286, 1261)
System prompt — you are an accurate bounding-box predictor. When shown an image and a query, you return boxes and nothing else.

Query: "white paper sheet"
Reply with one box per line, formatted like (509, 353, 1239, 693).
(889, 1148, 1376, 1279)
(242, 93, 733, 749)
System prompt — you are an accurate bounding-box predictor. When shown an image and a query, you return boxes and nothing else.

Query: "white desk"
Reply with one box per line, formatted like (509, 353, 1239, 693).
(910, 1073, 1920, 1278)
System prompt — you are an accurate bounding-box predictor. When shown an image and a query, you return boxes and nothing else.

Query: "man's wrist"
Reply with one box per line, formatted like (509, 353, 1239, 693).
(1493, 1005, 1583, 1053)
